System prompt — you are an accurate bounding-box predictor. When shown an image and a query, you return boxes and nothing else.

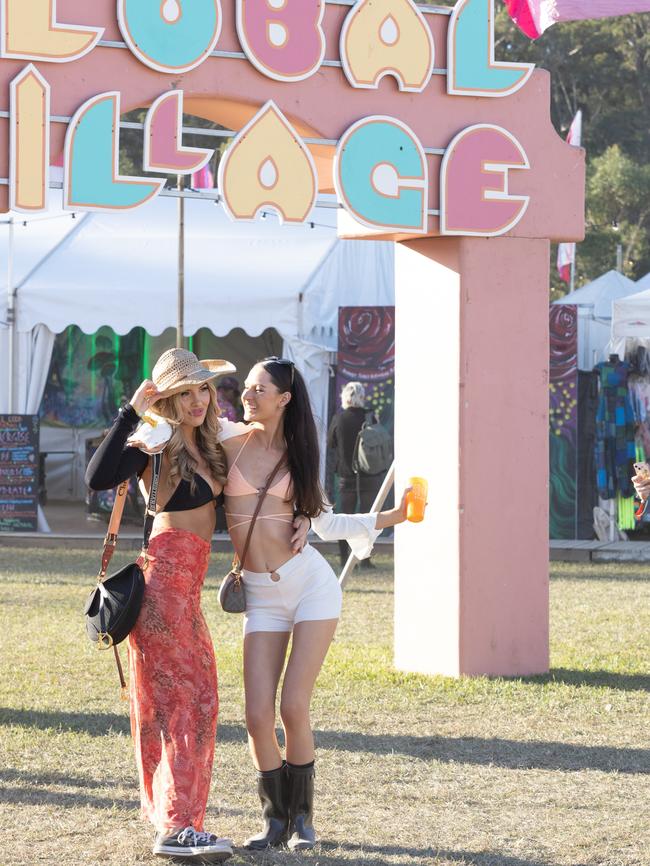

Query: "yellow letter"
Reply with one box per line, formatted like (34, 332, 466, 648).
(340, 0, 434, 92)
(218, 102, 317, 224)
(1, 0, 103, 62)
(10, 65, 50, 212)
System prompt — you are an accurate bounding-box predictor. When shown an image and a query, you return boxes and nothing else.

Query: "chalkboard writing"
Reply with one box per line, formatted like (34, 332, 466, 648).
(0, 415, 39, 532)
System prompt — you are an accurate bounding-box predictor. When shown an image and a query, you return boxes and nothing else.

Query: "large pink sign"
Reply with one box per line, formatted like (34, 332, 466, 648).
(0, 0, 583, 243)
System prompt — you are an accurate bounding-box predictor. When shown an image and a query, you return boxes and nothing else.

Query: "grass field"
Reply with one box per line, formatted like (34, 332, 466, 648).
(0, 549, 648, 866)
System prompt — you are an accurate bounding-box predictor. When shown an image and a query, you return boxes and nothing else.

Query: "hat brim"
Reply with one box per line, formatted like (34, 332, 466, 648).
(158, 360, 237, 397)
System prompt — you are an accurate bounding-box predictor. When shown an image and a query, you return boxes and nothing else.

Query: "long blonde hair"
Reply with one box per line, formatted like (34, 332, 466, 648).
(154, 381, 227, 490)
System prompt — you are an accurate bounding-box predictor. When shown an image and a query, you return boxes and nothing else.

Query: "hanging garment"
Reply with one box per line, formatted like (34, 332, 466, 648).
(577, 371, 599, 539)
(594, 359, 636, 500)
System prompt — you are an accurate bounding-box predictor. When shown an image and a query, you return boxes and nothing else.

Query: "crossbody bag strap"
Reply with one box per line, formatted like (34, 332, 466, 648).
(97, 482, 129, 580)
(96, 452, 162, 581)
(235, 455, 286, 573)
(142, 451, 162, 551)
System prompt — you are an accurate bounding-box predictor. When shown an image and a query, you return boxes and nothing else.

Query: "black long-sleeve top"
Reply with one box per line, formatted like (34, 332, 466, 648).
(85, 405, 147, 490)
(85, 405, 222, 512)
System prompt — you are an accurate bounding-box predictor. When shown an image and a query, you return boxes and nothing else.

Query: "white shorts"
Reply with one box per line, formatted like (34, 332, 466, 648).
(242, 544, 342, 636)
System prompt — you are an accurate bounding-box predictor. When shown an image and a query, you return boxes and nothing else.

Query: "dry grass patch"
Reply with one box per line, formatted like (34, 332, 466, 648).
(0, 550, 648, 866)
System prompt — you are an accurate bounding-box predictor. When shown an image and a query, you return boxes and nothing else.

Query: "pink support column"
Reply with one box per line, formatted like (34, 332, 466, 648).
(394, 236, 550, 677)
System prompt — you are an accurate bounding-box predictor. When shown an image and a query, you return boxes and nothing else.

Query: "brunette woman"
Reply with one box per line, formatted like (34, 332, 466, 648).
(218, 357, 409, 851)
(86, 348, 240, 863)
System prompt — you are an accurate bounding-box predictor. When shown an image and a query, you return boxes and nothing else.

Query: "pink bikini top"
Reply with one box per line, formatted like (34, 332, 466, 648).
(224, 432, 294, 530)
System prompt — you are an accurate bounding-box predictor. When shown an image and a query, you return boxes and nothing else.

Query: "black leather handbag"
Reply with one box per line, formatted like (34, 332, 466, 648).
(84, 453, 161, 691)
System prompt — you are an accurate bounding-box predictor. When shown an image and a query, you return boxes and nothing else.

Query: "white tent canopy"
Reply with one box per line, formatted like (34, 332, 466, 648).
(611, 286, 650, 357)
(553, 270, 637, 370)
(1, 192, 394, 500)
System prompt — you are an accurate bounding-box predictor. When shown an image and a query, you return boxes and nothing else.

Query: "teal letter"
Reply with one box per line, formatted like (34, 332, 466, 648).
(334, 117, 427, 233)
(65, 93, 163, 211)
(448, 0, 533, 97)
(118, 0, 222, 73)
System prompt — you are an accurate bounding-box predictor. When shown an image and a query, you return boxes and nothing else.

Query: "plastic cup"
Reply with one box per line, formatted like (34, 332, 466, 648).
(406, 477, 428, 523)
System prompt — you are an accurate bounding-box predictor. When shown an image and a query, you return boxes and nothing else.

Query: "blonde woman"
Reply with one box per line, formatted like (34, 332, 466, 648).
(86, 348, 246, 862)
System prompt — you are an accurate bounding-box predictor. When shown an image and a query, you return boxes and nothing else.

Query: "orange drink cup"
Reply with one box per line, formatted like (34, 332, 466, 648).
(406, 477, 428, 523)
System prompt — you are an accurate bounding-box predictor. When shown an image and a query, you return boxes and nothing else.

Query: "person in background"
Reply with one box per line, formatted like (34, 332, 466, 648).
(327, 381, 384, 569)
(217, 376, 242, 423)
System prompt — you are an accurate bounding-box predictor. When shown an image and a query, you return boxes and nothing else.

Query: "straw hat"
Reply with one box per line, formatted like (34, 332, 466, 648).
(152, 348, 236, 397)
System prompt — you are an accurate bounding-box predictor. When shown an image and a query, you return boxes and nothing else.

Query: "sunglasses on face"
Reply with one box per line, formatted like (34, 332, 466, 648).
(265, 356, 295, 387)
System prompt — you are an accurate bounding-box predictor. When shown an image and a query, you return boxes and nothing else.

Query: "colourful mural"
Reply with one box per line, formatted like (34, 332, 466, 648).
(336, 306, 395, 433)
(549, 304, 578, 539)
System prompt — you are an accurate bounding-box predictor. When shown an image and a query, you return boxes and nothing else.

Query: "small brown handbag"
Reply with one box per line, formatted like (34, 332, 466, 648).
(219, 455, 286, 613)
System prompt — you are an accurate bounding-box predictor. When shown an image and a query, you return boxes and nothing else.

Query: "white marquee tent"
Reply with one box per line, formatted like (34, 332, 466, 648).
(552, 270, 637, 370)
(1, 192, 394, 500)
(610, 285, 650, 358)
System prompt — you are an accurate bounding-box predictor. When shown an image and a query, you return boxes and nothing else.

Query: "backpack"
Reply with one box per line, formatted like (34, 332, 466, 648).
(352, 413, 393, 476)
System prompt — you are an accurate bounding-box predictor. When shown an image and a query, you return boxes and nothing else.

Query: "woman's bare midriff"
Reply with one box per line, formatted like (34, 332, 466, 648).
(225, 492, 296, 573)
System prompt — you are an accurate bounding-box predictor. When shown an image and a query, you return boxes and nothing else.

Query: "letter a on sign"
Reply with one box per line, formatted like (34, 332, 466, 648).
(65, 93, 165, 212)
(440, 124, 530, 237)
(236, 0, 326, 82)
(334, 117, 428, 233)
(0, 0, 103, 62)
(340, 0, 434, 93)
(218, 101, 317, 224)
(448, 0, 533, 97)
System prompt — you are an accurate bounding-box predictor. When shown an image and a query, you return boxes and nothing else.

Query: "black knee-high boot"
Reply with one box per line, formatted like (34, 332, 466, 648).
(243, 764, 289, 850)
(287, 761, 316, 851)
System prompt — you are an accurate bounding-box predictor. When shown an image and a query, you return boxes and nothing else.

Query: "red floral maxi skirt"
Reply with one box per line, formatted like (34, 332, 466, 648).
(127, 528, 218, 833)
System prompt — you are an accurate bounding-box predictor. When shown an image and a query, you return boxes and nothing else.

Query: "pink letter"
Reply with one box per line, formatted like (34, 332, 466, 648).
(440, 124, 530, 237)
(236, 0, 325, 82)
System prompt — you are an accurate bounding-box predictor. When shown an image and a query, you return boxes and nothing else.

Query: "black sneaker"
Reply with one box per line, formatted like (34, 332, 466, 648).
(152, 826, 233, 861)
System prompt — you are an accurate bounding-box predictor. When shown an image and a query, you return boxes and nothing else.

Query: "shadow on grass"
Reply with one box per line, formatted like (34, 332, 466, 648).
(3, 707, 648, 775)
(319, 842, 564, 866)
(522, 667, 650, 692)
(314, 729, 649, 774)
(0, 767, 139, 810)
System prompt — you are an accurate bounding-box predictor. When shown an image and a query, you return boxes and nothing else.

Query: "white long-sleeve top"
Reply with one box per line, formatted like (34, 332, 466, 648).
(310, 507, 381, 560)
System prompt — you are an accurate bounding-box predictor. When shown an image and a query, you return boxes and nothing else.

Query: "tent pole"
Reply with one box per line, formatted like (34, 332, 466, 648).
(177, 175, 185, 349)
(6, 217, 15, 413)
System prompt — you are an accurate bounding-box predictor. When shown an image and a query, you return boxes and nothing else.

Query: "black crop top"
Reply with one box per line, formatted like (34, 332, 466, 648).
(85, 404, 223, 513)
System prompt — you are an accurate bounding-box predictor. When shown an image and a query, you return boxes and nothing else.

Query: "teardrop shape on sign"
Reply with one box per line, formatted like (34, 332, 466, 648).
(268, 21, 288, 48)
(379, 15, 399, 46)
(259, 158, 278, 189)
(161, 0, 181, 24)
(372, 163, 399, 198)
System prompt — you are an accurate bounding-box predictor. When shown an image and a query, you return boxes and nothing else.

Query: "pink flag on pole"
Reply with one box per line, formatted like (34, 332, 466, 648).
(505, 1, 650, 39)
(557, 111, 582, 283)
(191, 164, 214, 189)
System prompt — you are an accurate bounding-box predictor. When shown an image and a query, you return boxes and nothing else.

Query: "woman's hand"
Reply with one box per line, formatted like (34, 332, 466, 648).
(291, 514, 310, 554)
(632, 472, 650, 502)
(375, 487, 412, 530)
(131, 380, 162, 417)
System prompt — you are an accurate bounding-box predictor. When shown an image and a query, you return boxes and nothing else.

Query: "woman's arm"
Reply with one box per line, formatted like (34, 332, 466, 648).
(85, 404, 148, 490)
(310, 489, 411, 560)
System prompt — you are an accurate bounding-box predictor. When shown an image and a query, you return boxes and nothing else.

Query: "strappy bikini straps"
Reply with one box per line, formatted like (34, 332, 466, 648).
(229, 431, 254, 472)
(234, 455, 286, 573)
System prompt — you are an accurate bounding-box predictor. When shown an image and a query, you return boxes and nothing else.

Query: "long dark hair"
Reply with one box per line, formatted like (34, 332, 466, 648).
(260, 357, 326, 518)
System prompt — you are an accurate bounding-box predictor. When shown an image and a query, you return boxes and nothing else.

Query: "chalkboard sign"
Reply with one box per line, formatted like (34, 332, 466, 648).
(0, 415, 39, 532)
